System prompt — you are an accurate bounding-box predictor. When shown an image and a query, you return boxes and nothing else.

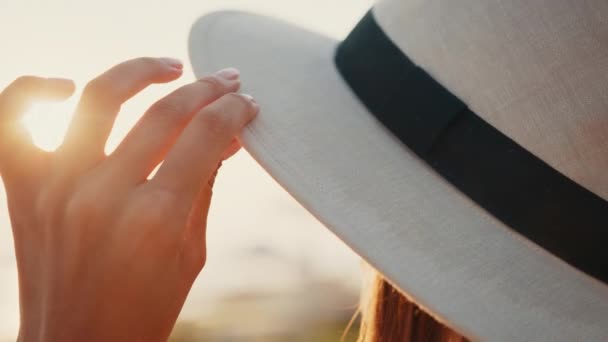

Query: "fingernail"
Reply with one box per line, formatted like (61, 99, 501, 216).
(216, 68, 240, 80)
(240, 93, 256, 103)
(241, 93, 259, 111)
(160, 57, 183, 69)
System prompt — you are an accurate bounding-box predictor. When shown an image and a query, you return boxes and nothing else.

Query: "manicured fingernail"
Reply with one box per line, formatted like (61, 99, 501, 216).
(240, 93, 256, 103)
(216, 68, 240, 80)
(241, 93, 259, 111)
(160, 57, 183, 69)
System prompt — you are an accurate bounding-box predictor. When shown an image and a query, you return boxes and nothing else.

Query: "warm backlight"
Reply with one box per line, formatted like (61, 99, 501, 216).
(21, 96, 78, 152)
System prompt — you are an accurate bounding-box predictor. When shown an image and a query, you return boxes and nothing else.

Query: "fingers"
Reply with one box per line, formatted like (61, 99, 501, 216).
(151, 92, 258, 211)
(108, 71, 240, 184)
(0, 76, 75, 118)
(0, 76, 75, 172)
(221, 138, 243, 161)
(60, 57, 183, 171)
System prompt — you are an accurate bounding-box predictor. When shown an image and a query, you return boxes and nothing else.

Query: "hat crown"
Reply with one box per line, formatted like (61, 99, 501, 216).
(374, 0, 608, 200)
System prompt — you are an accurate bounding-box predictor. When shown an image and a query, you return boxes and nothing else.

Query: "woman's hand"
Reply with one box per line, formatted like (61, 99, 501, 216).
(0, 57, 257, 342)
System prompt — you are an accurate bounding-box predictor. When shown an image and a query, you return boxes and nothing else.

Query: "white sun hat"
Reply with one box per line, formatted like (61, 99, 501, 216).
(189, 0, 608, 340)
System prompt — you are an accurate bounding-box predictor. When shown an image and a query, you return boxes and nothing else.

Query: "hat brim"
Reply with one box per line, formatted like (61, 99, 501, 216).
(189, 11, 608, 341)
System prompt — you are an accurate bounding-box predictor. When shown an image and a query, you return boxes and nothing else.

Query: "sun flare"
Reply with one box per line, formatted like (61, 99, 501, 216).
(21, 96, 79, 152)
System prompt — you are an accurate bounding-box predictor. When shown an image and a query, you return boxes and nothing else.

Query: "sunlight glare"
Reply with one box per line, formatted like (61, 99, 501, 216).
(21, 95, 79, 152)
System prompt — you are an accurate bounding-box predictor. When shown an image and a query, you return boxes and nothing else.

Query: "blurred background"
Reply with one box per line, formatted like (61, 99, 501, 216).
(0, 0, 374, 340)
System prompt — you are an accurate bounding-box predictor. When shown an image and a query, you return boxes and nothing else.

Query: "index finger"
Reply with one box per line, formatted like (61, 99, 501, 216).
(150, 92, 258, 213)
(60, 57, 184, 171)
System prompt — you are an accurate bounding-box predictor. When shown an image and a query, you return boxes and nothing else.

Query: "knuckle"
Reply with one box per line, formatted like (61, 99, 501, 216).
(197, 253, 207, 270)
(225, 92, 255, 112)
(83, 77, 112, 101)
(184, 248, 207, 275)
(12, 75, 36, 88)
(148, 97, 187, 118)
(3, 76, 37, 96)
(197, 107, 232, 136)
(197, 75, 225, 94)
(64, 188, 107, 225)
(124, 190, 179, 228)
(178, 234, 207, 275)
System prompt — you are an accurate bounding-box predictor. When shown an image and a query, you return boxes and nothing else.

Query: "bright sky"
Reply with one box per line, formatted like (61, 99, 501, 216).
(0, 0, 373, 338)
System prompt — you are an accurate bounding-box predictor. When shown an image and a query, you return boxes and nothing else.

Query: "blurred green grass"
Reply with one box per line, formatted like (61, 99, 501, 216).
(170, 319, 359, 342)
